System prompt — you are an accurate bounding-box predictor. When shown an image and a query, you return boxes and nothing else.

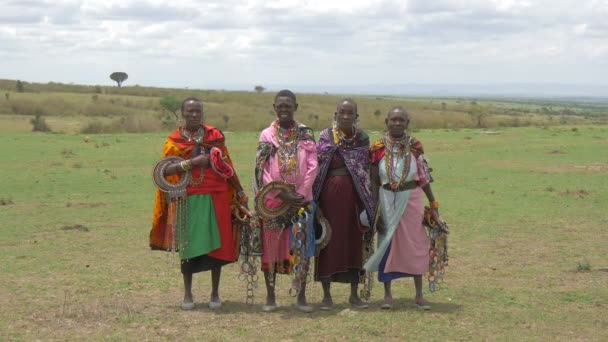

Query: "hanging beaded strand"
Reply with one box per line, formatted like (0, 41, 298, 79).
(180, 126, 204, 143)
(275, 121, 299, 176)
(383, 133, 411, 191)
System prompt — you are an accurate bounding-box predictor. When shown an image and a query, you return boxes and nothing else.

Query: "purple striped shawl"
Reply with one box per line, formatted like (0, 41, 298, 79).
(312, 128, 376, 229)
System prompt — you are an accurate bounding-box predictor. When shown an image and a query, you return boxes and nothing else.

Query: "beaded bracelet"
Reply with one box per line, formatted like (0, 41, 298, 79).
(180, 160, 193, 172)
(429, 200, 439, 209)
(237, 191, 248, 204)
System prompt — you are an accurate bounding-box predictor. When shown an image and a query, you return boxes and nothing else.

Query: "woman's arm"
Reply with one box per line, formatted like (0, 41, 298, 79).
(422, 183, 443, 225)
(163, 154, 210, 176)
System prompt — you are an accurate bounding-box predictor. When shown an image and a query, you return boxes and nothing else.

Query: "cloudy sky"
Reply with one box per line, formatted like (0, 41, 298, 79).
(1, 0, 607, 95)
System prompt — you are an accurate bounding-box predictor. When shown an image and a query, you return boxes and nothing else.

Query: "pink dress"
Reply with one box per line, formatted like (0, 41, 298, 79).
(258, 123, 317, 273)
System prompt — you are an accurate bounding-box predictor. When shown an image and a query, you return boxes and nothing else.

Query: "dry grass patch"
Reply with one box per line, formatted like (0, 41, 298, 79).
(546, 149, 567, 154)
(61, 224, 90, 232)
(558, 189, 591, 198)
(573, 163, 608, 172)
(65, 202, 110, 208)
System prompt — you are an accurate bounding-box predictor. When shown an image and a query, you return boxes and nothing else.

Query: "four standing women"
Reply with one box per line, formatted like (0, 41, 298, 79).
(152, 96, 443, 311)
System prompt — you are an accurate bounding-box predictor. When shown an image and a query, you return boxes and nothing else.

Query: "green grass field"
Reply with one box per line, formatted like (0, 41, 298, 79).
(1, 125, 607, 341)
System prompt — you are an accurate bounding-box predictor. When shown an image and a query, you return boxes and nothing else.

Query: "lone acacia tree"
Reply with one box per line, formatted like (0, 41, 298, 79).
(254, 85, 265, 93)
(160, 96, 181, 120)
(16, 80, 24, 92)
(110, 72, 128, 87)
(468, 102, 487, 128)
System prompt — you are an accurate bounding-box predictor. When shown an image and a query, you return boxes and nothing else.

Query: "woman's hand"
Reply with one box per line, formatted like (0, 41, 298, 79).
(429, 208, 444, 228)
(277, 189, 305, 209)
(190, 154, 210, 168)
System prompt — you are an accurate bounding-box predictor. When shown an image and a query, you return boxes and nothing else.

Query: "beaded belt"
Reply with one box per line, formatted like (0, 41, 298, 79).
(382, 180, 418, 192)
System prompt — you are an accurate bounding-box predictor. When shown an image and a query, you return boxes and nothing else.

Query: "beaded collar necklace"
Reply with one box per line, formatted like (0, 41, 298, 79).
(333, 126, 357, 148)
(383, 133, 411, 191)
(274, 120, 299, 176)
(180, 126, 204, 144)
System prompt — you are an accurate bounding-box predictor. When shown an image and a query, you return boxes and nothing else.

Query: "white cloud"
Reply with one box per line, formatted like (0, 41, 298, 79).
(0, 0, 606, 95)
(573, 23, 588, 34)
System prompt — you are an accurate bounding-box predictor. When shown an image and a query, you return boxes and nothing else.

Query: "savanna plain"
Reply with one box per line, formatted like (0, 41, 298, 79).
(1, 81, 607, 341)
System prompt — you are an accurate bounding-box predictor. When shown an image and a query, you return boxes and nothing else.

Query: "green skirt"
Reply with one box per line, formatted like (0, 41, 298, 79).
(179, 194, 228, 274)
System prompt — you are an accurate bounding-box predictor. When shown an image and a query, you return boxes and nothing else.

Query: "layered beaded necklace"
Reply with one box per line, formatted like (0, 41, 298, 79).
(180, 126, 204, 144)
(274, 120, 299, 176)
(333, 126, 358, 148)
(180, 126, 205, 185)
(383, 133, 411, 191)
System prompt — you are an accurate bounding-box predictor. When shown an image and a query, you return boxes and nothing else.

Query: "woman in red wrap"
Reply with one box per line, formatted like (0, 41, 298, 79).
(150, 97, 248, 310)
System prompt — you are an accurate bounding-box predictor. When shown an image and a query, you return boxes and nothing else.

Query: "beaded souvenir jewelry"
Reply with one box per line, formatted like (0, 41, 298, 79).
(180, 126, 204, 143)
(235, 205, 261, 305)
(383, 133, 411, 191)
(274, 121, 299, 175)
(423, 207, 449, 292)
(333, 126, 358, 148)
(254, 180, 297, 225)
(152, 156, 192, 254)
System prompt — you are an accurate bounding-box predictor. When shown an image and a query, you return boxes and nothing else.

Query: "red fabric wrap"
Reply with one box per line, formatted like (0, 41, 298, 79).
(209, 147, 234, 179)
(150, 124, 243, 262)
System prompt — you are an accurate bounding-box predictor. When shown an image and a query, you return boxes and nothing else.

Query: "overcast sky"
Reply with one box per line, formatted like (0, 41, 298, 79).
(1, 0, 607, 96)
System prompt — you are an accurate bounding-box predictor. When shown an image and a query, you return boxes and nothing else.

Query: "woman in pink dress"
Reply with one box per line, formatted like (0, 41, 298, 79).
(364, 107, 443, 310)
(254, 90, 318, 313)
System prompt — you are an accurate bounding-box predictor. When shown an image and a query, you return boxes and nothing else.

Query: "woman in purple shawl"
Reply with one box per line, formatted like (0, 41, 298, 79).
(312, 99, 375, 310)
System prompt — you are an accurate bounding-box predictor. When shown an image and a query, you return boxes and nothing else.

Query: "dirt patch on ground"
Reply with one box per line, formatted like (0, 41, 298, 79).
(61, 224, 90, 232)
(0, 198, 14, 206)
(546, 150, 566, 154)
(573, 163, 608, 172)
(558, 189, 591, 198)
(61, 149, 76, 157)
(530, 163, 608, 174)
(66, 202, 109, 208)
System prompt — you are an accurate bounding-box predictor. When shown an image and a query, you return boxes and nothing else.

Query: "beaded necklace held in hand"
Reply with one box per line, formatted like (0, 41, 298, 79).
(274, 120, 299, 176)
(383, 133, 411, 191)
